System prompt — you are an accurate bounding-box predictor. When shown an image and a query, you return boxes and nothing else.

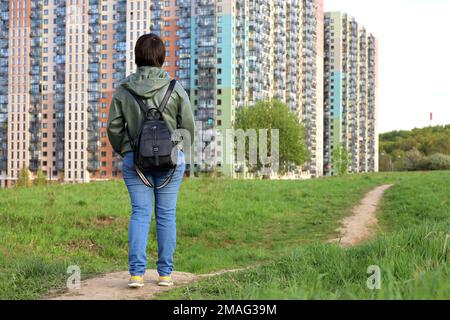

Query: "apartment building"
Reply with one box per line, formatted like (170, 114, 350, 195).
(0, 1, 10, 187)
(151, 0, 324, 177)
(4, 0, 32, 188)
(323, 11, 378, 175)
(150, 0, 190, 89)
(0, 0, 152, 187)
(0, 2, 379, 187)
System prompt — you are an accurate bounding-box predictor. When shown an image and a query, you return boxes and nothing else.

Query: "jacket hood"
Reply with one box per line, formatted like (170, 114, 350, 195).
(120, 66, 172, 98)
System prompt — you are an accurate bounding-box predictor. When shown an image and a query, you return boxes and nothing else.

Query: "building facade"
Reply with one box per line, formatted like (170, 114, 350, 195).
(323, 11, 378, 175)
(0, 0, 152, 187)
(0, 2, 379, 187)
(234, 0, 324, 177)
(150, 0, 324, 177)
(5, 0, 32, 188)
(0, 1, 10, 187)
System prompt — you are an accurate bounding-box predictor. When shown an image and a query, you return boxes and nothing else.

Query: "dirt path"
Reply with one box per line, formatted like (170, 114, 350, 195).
(49, 268, 246, 300)
(50, 270, 197, 300)
(50, 184, 393, 300)
(328, 184, 394, 247)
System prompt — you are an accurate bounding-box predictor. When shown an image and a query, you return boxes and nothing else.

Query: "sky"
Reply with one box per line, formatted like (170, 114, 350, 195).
(323, 0, 450, 133)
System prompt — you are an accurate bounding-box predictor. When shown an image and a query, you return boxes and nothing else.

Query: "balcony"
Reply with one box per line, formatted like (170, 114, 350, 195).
(87, 144, 99, 153)
(29, 159, 40, 172)
(87, 161, 100, 172)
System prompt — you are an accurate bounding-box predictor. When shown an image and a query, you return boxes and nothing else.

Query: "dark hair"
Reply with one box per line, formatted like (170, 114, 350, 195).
(134, 33, 166, 68)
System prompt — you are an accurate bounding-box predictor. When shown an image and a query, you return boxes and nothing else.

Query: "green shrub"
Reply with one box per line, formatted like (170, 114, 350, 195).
(424, 153, 450, 170)
(16, 168, 31, 188)
(33, 169, 48, 187)
(402, 148, 425, 171)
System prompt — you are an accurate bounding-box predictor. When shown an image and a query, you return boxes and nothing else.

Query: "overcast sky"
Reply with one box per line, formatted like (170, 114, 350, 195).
(323, 0, 450, 133)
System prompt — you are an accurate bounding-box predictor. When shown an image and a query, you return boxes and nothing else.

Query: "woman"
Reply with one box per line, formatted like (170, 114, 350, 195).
(107, 34, 195, 288)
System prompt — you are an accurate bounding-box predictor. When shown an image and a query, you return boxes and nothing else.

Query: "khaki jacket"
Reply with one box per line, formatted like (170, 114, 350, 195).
(107, 66, 195, 156)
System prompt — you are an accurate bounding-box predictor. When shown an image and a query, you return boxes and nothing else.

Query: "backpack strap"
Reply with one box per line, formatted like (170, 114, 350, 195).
(126, 89, 150, 115)
(135, 165, 176, 190)
(125, 79, 176, 117)
(158, 80, 177, 114)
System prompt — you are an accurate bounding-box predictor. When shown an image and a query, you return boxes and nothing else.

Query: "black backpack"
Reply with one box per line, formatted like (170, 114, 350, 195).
(125, 80, 178, 189)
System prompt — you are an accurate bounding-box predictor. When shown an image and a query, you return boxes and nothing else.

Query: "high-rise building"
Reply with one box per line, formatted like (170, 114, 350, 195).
(0, 2, 378, 187)
(0, 0, 152, 187)
(150, 0, 191, 91)
(4, 0, 33, 188)
(235, 0, 324, 177)
(151, 0, 324, 177)
(323, 11, 378, 175)
(0, 1, 10, 188)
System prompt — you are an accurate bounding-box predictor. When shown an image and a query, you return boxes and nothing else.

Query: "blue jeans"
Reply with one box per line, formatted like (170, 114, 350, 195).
(122, 150, 185, 277)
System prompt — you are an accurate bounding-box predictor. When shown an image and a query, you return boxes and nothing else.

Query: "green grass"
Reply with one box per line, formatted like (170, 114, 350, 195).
(0, 171, 448, 299)
(157, 171, 450, 300)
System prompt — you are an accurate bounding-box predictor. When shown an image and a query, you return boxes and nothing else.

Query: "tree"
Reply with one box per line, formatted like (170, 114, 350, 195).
(380, 125, 450, 156)
(379, 153, 394, 172)
(379, 125, 450, 172)
(424, 153, 450, 171)
(332, 145, 350, 176)
(16, 167, 31, 188)
(403, 148, 425, 171)
(58, 171, 65, 184)
(33, 168, 48, 186)
(234, 99, 309, 175)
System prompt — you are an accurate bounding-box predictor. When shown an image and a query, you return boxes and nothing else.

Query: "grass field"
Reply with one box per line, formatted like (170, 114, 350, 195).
(0, 171, 448, 299)
(158, 171, 450, 300)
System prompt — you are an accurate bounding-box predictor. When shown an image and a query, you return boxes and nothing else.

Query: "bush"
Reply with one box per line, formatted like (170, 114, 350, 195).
(401, 150, 450, 171)
(424, 153, 450, 171)
(332, 145, 350, 176)
(16, 168, 31, 188)
(33, 169, 48, 187)
(402, 148, 425, 171)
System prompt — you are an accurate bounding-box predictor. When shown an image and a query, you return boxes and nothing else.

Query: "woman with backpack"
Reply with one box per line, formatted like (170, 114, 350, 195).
(107, 33, 195, 288)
